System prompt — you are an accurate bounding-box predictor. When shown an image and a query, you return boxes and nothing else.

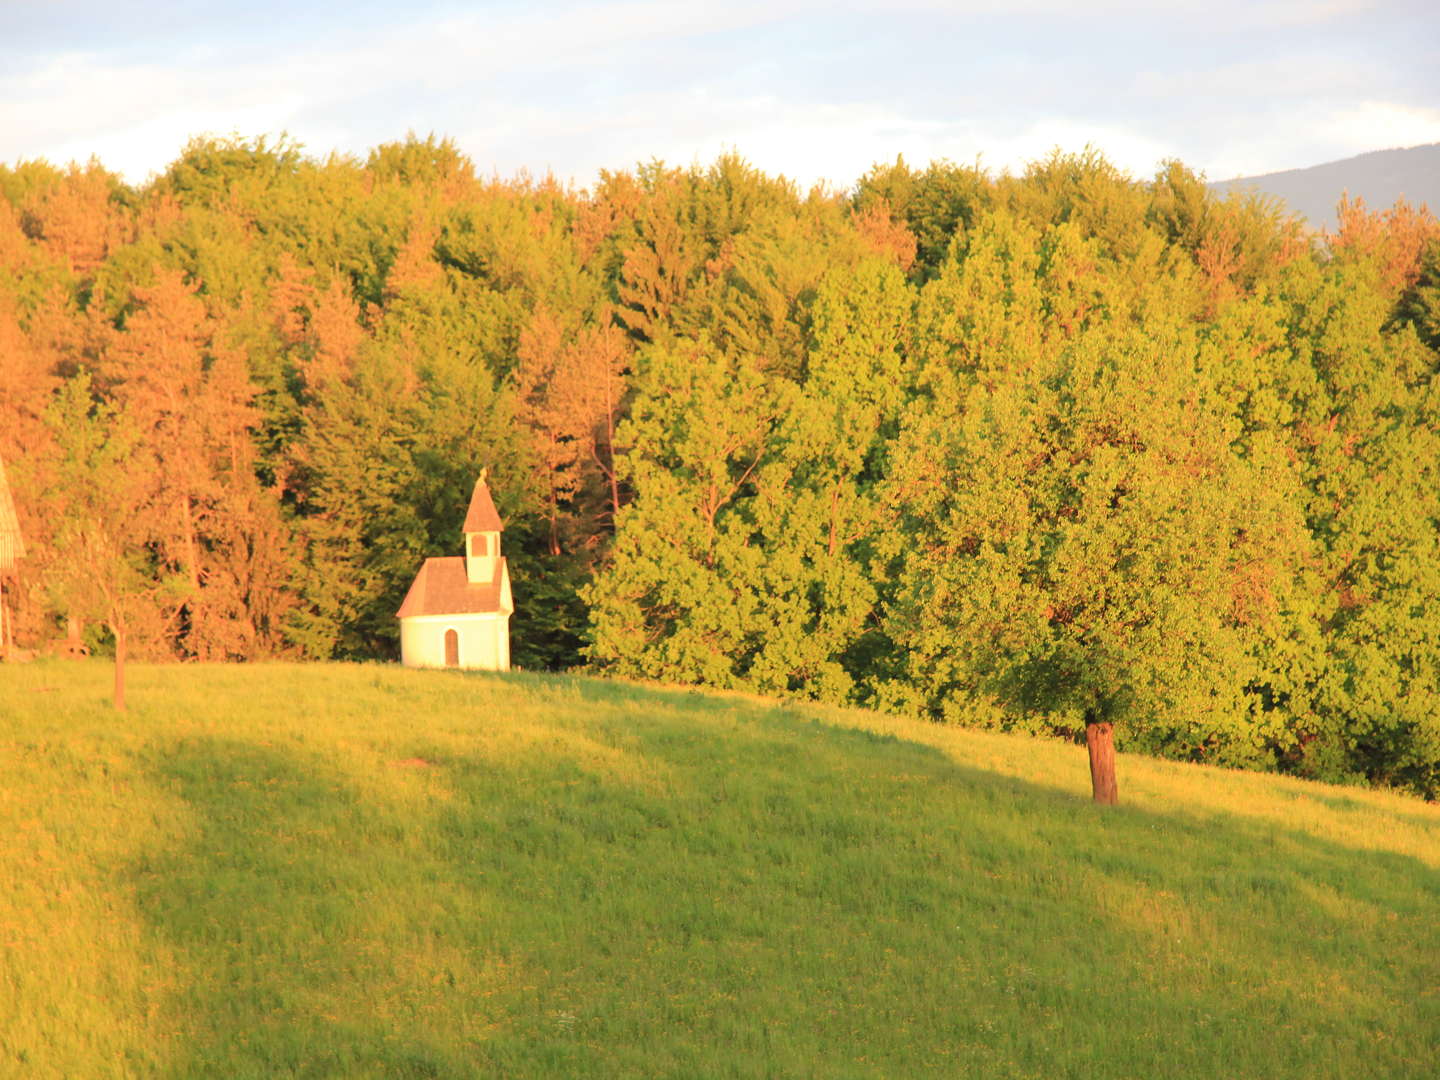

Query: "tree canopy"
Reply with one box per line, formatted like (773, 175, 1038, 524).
(3, 135, 1439, 796)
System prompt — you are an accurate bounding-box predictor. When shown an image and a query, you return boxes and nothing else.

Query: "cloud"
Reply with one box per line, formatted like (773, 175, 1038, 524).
(848, 0, 1380, 22)
(450, 91, 1182, 192)
(1200, 98, 1440, 180)
(0, 48, 320, 179)
(1133, 54, 1382, 101)
(1326, 101, 1440, 154)
(0, 0, 822, 179)
(0, 0, 1427, 188)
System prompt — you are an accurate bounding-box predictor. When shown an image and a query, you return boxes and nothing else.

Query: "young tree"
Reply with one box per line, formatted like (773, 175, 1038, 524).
(44, 379, 174, 708)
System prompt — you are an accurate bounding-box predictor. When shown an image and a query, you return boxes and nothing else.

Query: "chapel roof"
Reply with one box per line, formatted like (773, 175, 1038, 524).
(463, 476, 503, 533)
(395, 556, 508, 619)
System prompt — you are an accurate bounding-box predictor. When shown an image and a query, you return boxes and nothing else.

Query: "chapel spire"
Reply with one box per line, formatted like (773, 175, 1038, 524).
(463, 473, 502, 584)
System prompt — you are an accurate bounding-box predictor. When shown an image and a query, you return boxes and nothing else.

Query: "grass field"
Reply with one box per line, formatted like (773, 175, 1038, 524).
(1, 660, 1437, 1078)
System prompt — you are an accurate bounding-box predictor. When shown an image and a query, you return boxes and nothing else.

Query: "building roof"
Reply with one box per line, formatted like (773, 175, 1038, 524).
(395, 556, 508, 619)
(463, 476, 503, 533)
(0, 454, 23, 574)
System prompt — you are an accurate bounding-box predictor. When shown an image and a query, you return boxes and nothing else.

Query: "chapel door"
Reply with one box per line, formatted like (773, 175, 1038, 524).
(444, 628, 459, 667)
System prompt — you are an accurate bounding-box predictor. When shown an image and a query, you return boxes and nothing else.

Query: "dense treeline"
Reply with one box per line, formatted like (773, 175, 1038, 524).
(3, 136, 1439, 795)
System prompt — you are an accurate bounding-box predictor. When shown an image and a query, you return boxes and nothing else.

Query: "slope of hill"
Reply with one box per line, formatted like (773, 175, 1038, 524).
(2, 661, 1437, 1078)
(1209, 143, 1440, 232)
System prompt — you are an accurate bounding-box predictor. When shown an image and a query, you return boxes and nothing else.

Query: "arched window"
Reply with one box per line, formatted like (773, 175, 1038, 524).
(444, 628, 459, 667)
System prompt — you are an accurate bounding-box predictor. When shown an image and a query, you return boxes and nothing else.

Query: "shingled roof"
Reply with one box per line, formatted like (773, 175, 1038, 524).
(0, 454, 24, 575)
(463, 476, 503, 533)
(395, 556, 508, 619)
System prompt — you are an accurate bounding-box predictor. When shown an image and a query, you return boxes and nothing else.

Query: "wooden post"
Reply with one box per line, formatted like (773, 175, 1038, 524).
(0, 576, 17, 660)
(1086, 720, 1118, 805)
(66, 616, 84, 657)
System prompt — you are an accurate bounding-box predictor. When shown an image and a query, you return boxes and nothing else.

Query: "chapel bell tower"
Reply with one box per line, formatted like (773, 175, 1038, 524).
(463, 471, 502, 584)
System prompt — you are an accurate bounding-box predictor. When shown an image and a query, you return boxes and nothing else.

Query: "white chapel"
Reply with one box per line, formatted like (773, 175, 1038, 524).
(396, 474, 513, 670)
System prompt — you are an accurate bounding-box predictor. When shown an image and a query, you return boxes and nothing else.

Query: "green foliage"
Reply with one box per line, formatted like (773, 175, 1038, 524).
(589, 258, 912, 703)
(856, 156, 992, 280)
(288, 329, 527, 658)
(1393, 238, 1440, 351)
(161, 133, 305, 209)
(0, 159, 71, 208)
(890, 315, 1305, 757)
(585, 335, 789, 686)
(506, 540, 592, 671)
(366, 132, 475, 187)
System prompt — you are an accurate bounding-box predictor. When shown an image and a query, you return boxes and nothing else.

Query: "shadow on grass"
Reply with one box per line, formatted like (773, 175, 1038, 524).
(133, 701, 1440, 1079)
(134, 737, 477, 1078)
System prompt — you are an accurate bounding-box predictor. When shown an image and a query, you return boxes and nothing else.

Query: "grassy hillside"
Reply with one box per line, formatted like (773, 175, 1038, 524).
(2, 661, 1437, 1078)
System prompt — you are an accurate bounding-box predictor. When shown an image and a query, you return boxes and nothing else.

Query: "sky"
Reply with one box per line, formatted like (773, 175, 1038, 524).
(3, 0, 1438, 191)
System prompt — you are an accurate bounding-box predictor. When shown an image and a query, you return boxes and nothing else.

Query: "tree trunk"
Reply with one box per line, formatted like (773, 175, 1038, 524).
(547, 496, 562, 557)
(180, 495, 201, 590)
(1086, 720, 1118, 805)
(0, 581, 10, 660)
(112, 622, 127, 711)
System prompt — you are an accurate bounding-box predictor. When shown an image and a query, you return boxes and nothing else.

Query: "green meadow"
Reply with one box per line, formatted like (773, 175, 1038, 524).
(2, 661, 1437, 1078)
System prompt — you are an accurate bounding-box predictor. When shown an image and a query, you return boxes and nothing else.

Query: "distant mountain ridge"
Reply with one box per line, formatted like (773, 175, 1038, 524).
(1208, 143, 1440, 232)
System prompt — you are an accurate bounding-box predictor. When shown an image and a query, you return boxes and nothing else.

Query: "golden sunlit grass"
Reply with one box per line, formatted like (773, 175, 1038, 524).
(2, 660, 1437, 1078)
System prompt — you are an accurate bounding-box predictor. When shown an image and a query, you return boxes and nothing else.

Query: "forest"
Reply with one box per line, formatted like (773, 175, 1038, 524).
(2, 134, 1438, 796)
